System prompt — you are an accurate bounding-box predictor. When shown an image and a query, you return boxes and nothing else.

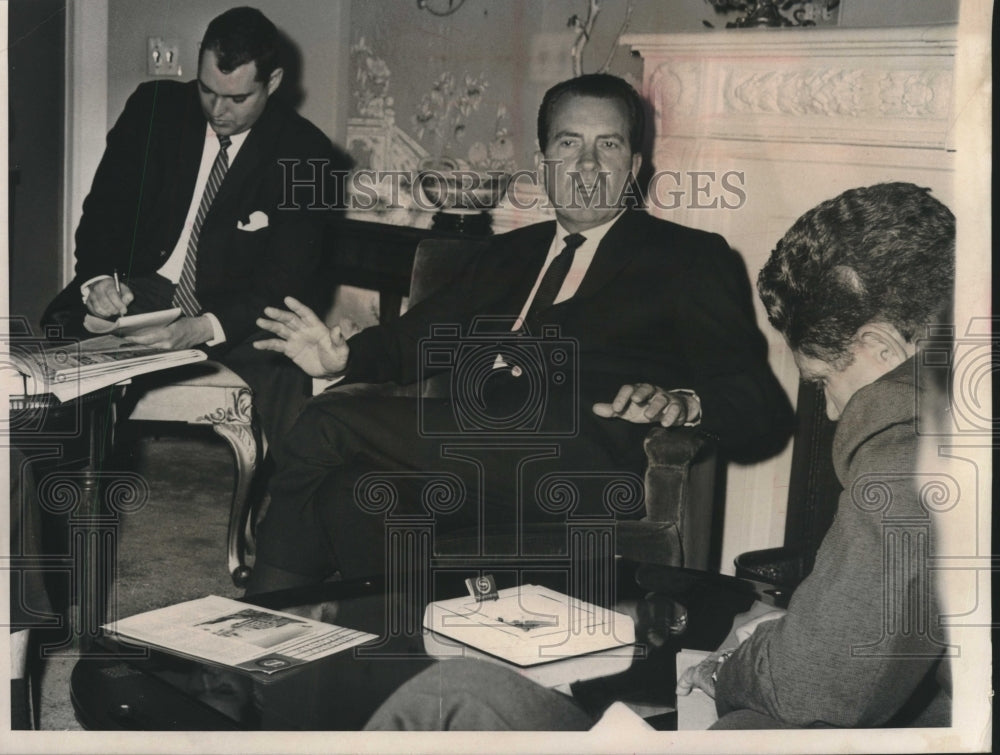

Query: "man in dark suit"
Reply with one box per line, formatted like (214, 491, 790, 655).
(245, 73, 792, 591)
(42, 7, 339, 444)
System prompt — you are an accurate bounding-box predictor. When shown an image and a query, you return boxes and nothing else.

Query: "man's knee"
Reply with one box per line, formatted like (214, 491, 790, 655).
(365, 660, 593, 731)
(274, 394, 356, 467)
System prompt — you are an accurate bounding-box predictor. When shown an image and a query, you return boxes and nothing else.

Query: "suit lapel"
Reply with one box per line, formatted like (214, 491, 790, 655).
(573, 210, 646, 300)
(207, 101, 283, 224)
(165, 82, 208, 231)
(505, 220, 557, 307)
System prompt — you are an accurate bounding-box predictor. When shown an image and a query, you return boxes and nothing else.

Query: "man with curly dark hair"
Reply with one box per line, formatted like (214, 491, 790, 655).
(677, 182, 954, 728)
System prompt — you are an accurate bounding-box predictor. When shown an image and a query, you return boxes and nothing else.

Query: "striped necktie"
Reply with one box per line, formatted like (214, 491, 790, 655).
(173, 134, 232, 316)
(525, 233, 586, 322)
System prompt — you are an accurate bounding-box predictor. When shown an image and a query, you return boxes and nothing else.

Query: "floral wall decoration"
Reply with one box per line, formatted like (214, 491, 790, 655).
(351, 37, 393, 119)
(348, 35, 516, 178)
(411, 73, 516, 173)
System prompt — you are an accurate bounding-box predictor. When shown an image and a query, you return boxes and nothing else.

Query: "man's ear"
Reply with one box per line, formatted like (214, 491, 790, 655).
(266, 67, 284, 96)
(631, 152, 642, 178)
(856, 322, 913, 368)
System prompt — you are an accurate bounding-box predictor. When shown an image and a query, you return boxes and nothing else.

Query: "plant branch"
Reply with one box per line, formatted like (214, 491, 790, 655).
(598, 0, 634, 74)
(570, 0, 601, 77)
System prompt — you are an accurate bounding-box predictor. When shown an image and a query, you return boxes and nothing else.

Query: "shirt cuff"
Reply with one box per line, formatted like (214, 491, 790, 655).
(311, 375, 346, 394)
(80, 275, 112, 303)
(203, 313, 226, 346)
(669, 388, 702, 427)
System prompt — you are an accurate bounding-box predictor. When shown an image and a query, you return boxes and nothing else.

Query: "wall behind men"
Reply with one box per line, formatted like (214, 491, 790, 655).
(347, 0, 958, 173)
(101, 0, 958, 153)
(105, 0, 351, 141)
(8, 0, 66, 332)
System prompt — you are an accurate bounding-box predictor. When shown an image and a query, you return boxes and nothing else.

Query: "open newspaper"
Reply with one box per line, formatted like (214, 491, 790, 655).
(3, 333, 207, 402)
(103, 595, 377, 679)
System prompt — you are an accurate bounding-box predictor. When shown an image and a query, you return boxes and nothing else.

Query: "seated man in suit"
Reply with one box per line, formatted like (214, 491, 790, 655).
(362, 182, 954, 731)
(245, 73, 792, 592)
(42, 7, 340, 445)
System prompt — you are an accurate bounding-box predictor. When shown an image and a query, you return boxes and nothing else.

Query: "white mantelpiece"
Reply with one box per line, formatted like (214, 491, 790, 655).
(624, 26, 956, 150)
(622, 26, 957, 572)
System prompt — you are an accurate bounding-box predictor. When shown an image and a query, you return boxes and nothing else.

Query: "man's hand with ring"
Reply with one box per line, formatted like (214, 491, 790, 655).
(592, 383, 701, 427)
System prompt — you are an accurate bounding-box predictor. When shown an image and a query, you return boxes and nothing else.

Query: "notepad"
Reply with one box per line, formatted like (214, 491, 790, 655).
(84, 307, 182, 336)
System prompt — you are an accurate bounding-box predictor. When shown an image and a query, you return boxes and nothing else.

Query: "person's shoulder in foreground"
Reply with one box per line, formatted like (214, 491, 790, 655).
(709, 182, 955, 729)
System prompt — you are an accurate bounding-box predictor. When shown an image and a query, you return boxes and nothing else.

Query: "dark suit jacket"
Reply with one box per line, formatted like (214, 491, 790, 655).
(343, 210, 792, 459)
(49, 80, 337, 347)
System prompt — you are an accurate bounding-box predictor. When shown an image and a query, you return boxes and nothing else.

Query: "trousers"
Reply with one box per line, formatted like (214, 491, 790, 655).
(364, 659, 594, 730)
(247, 387, 650, 592)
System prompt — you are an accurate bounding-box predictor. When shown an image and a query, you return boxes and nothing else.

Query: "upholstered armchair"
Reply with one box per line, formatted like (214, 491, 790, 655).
(314, 238, 723, 572)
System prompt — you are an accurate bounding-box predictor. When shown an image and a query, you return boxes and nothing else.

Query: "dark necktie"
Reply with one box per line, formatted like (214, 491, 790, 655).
(173, 134, 232, 316)
(525, 233, 586, 322)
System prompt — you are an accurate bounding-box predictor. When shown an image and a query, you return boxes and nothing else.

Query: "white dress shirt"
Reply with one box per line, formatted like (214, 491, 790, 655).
(81, 126, 251, 345)
(511, 211, 623, 332)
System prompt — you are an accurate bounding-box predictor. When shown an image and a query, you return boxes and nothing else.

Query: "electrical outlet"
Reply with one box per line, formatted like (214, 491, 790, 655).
(148, 37, 182, 77)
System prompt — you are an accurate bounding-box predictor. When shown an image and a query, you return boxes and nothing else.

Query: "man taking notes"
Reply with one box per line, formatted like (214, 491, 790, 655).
(43, 6, 340, 444)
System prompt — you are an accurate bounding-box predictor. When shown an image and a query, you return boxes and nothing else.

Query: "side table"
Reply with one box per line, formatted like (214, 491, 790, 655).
(8, 385, 126, 651)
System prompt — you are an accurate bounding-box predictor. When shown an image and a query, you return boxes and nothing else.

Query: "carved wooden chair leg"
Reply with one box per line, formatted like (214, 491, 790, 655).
(193, 385, 259, 588)
(211, 418, 258, 587)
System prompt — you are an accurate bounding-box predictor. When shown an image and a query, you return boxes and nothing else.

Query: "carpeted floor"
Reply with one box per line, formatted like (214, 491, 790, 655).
(34, 428, 244, 730)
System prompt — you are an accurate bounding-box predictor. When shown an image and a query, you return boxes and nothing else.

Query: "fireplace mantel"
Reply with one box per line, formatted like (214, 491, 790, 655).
(621, 26, 958, 571)
(623, 26, 957, 151)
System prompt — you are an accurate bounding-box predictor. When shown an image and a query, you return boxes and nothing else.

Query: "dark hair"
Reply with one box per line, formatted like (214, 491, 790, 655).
(537, 73, 645, 153)
(757, 182, 955, 365)
(199, 7, 280, 82)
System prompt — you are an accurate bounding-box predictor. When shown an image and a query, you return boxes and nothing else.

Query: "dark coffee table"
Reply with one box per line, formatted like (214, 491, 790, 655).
(70, 559, 773, 730)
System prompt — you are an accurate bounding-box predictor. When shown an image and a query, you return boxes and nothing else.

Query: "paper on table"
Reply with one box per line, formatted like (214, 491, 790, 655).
(422, 628, 633, 689)
(676, 648, 719, 730)
(104, 595, 376, 679)
(84, 307, 182, 336)
(423, 584, 635, 668)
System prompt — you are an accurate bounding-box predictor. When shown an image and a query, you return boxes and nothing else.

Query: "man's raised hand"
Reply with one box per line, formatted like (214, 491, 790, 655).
(254, 296, 353, 378)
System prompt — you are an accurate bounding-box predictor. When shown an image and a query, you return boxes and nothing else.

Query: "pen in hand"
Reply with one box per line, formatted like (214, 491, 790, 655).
(112, 269, 128, 316)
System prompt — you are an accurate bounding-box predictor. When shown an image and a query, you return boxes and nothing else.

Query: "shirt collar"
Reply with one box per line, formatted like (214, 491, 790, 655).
(554, 209, 626, 248)
(205, 125, 251, 153)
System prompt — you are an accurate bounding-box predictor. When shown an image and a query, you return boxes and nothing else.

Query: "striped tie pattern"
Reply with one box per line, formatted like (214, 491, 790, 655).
(173, 134, 232, 316)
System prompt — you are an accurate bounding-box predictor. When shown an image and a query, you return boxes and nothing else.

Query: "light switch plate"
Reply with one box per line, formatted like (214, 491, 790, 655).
(148, 37, 182, 77)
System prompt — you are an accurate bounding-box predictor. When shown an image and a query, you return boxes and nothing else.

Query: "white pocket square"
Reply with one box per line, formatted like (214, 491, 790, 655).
(237, 211, 269, 231)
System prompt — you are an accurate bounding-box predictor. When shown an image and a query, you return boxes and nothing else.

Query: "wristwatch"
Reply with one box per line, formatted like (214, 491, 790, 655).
(711, 649, 735, 683)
